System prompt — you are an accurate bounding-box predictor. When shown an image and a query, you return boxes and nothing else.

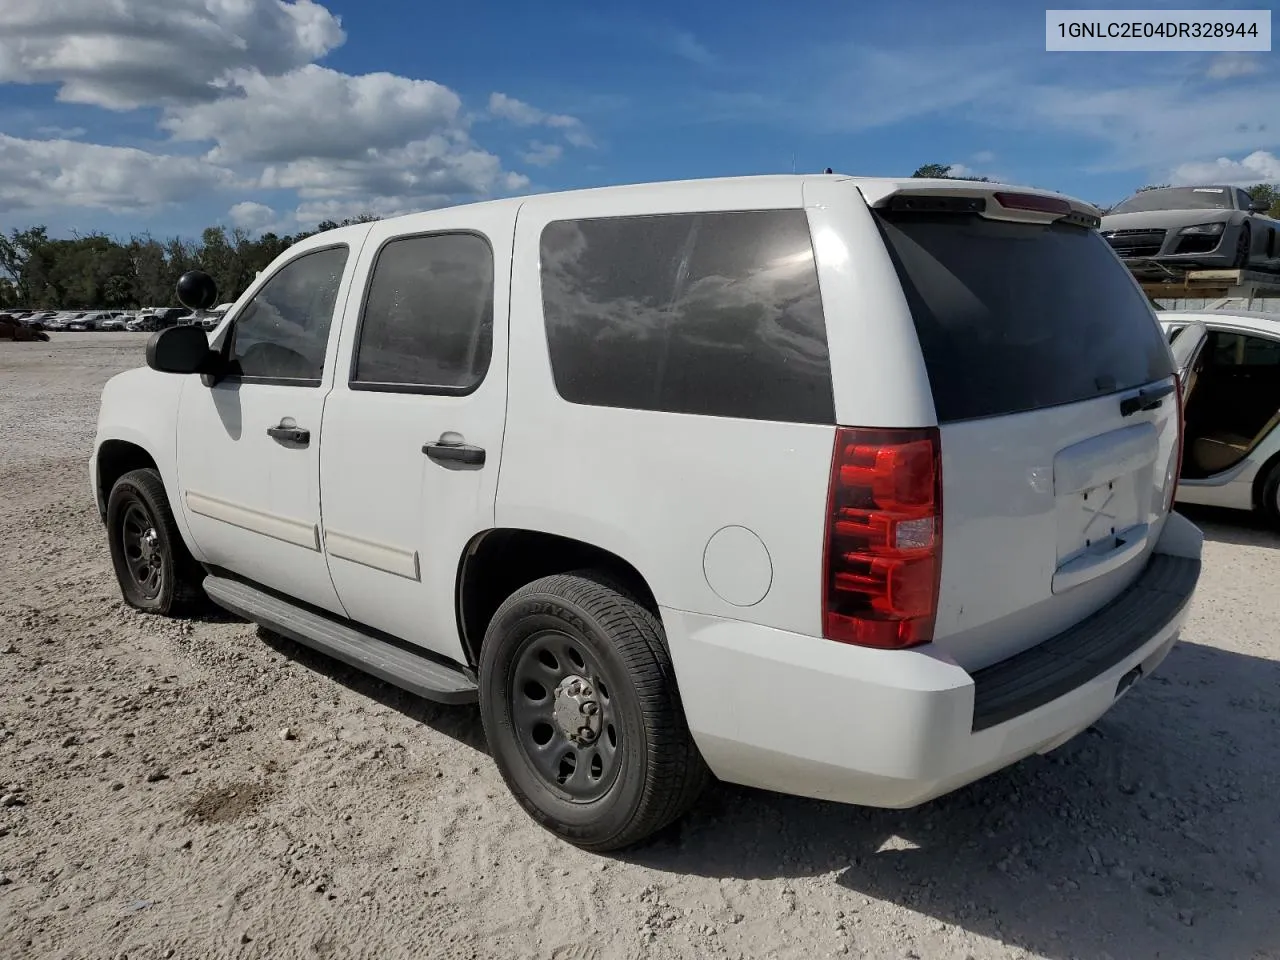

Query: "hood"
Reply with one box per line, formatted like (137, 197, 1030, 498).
(1101, 209, 1235, 231)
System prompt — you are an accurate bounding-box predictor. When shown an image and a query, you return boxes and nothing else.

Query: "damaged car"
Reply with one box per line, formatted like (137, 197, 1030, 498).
(1101, 186, 1279, 273)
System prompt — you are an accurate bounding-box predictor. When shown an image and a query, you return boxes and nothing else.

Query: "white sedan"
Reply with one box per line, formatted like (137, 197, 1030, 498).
(1160, 309, 1280, 524)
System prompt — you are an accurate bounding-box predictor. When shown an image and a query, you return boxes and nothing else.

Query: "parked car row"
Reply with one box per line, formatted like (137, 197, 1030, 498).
(0, 307, 189, 333)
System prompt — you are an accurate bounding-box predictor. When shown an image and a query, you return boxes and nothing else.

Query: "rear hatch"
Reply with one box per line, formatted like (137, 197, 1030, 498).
(867, 187, 1180, 671)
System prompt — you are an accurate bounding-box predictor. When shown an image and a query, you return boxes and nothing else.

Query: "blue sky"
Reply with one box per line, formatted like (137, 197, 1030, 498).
(0, 0, 1277, 240)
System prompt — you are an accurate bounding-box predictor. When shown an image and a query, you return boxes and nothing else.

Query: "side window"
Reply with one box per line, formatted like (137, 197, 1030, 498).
(539, 209, 834, 424)
(352, 233, 493, 391)
(1210, 332, 1280, 368)
(230, 246, 350, 383)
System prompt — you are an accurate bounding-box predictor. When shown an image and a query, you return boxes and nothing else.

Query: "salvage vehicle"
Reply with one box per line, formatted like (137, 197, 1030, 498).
(0, 316, 50, 341)
(1160, 310, 1280, 524)
(91, 174, 1203, 850)
(1101, 186, 1280, 272)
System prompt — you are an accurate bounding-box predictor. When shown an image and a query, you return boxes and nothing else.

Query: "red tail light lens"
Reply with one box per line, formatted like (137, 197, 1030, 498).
(822, 427, 942, 649)
(993, 192, 1072, 216)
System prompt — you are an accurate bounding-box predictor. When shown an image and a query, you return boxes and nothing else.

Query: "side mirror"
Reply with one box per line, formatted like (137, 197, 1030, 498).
(146, 325, 216, 375)
(1249, 200, 1270, 213)
(176, 270, 219, 311)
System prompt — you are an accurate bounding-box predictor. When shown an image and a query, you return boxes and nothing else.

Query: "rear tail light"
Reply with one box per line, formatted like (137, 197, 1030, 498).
(1166, 376, 1185, 511)
(822, 427, 943, 649)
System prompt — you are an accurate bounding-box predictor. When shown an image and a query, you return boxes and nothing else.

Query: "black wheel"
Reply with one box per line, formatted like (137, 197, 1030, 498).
(478, 572, 709, 851)
(1233, 224, 1251, 268)
(1261, 460, 1280, 528)
(106, 468, 205, 615)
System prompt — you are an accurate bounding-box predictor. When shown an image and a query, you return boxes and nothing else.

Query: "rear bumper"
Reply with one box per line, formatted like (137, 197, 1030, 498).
(666, 512, 1202, 809)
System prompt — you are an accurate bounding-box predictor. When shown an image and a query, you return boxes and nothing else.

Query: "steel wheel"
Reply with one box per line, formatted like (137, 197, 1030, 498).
(105, 467, 205, 616)
(120, 502, 164, 600)
(509, 629, 621, 802)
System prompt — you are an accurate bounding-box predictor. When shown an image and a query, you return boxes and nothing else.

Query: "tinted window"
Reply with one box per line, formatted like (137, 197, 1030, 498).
(876, 212, 1172, 422)
(352, 233, 493, 390)
(231, 246, 349, 382)
(539, 209, 833, 424)
(1110, 187, 1231, 214)
(1211, 331, 1280, 367)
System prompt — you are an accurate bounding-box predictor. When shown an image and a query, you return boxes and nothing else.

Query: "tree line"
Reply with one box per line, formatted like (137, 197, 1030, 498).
(0, 215, 380, 311)
(3, 171, 1279, 310)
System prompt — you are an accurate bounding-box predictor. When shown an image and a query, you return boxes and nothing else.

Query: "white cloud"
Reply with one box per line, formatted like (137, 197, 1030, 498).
(0, 0, 345, 110)
(1013, 80, 1280, 172)
(520, 141, 563, 167)
(163, 65, 462, 163)
(488, 92, 594, 147)
(488, 92, 546, 126)
(0, 134, 234, 213)
(971, 150, 996, 164)
(1206, 53, 1264, 80)
(228, 200, 277, 233)
(1170, 150, 1280, 186)
(668, 30, 714, 66)
(258, 134, 530, 221)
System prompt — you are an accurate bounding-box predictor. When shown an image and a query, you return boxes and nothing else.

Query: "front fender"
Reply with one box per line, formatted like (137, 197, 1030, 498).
(94, 368, 207, 562)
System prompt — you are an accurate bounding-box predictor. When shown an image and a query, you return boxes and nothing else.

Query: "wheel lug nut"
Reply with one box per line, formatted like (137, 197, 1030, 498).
(581, 702, 598, 716)
(578, 727, 595, 741)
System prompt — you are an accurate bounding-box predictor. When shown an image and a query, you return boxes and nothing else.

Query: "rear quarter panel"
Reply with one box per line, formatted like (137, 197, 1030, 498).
(497, 178, 843, 635)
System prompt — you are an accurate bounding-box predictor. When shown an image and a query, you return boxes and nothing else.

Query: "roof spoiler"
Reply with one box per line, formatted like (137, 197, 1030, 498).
(859, 181, 1102, 229)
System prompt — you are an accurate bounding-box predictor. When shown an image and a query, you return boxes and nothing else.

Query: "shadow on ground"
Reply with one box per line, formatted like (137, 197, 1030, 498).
(624, 640, 1280, 960)
(1178, 504, 1280, 549)
(253, 625, 488, 754)
(212, 577, 1279, 960)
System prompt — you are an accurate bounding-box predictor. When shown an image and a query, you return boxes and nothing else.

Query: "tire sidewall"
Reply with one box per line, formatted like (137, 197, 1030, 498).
(106, 474, 177, 614)
(1263, 461, 1280, 527)
(479, 589, 652, 845)
(1236, 224, 1251, 267)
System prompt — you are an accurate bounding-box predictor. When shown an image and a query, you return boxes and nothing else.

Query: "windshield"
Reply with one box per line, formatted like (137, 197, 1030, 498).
(1110, 187, 1232, 214)
(875, 211, 1173, 422)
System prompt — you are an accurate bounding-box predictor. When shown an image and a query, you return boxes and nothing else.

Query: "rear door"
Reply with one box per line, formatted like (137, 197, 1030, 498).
(318, 211, 510, 663)
(869, 194, 1181, 671)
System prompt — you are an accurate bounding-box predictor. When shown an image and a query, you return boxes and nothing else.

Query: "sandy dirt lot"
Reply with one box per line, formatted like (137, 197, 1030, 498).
(1, 333, 1278, 960)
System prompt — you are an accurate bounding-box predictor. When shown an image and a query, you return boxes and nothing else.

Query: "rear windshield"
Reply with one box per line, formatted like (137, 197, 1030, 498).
(875, 212, 1173, 423)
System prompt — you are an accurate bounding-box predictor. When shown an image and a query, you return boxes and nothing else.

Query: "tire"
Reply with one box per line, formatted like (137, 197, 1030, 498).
(1233, 224, 1251, 268)
(478, 572, 710, 851)
(1261, 460, 1280, 528)
(106, 468, 205, 616)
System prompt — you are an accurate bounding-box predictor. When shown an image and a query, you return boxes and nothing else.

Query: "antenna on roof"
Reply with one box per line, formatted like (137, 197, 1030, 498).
(824, 167, 833, 174)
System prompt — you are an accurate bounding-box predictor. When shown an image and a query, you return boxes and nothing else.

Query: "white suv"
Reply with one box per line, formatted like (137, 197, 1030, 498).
(91, 174, 1203, 850)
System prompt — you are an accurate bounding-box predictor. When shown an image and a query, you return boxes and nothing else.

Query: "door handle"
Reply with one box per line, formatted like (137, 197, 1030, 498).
(267, 421, 311, 446)
(422, 439, 485, 467)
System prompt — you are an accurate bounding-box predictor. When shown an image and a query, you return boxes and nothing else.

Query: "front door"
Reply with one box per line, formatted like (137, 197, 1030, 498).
(175, 240, 365, 615)
(319, 212, 511, 662)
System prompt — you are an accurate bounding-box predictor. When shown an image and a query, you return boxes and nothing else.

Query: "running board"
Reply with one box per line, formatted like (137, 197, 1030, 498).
(203, 575, 478, 705)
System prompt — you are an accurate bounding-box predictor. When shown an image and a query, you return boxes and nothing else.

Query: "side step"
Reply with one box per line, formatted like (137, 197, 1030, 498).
(203, 575, 478, 705)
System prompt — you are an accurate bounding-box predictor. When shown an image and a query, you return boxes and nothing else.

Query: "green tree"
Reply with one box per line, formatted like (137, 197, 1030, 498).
(911, 163, 990, 182)
(1246, 183, 1280, 218)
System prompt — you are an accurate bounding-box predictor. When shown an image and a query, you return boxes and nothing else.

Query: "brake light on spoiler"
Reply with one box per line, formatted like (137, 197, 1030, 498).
(883, 190, 1101, 229)
(822, 427, 943, 650)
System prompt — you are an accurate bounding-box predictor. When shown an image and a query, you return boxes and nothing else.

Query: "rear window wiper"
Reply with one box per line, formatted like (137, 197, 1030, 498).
(1119, 381, 1175, 417)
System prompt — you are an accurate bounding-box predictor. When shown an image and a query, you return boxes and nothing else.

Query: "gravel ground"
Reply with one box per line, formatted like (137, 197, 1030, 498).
(1, 333, 1278, 960)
